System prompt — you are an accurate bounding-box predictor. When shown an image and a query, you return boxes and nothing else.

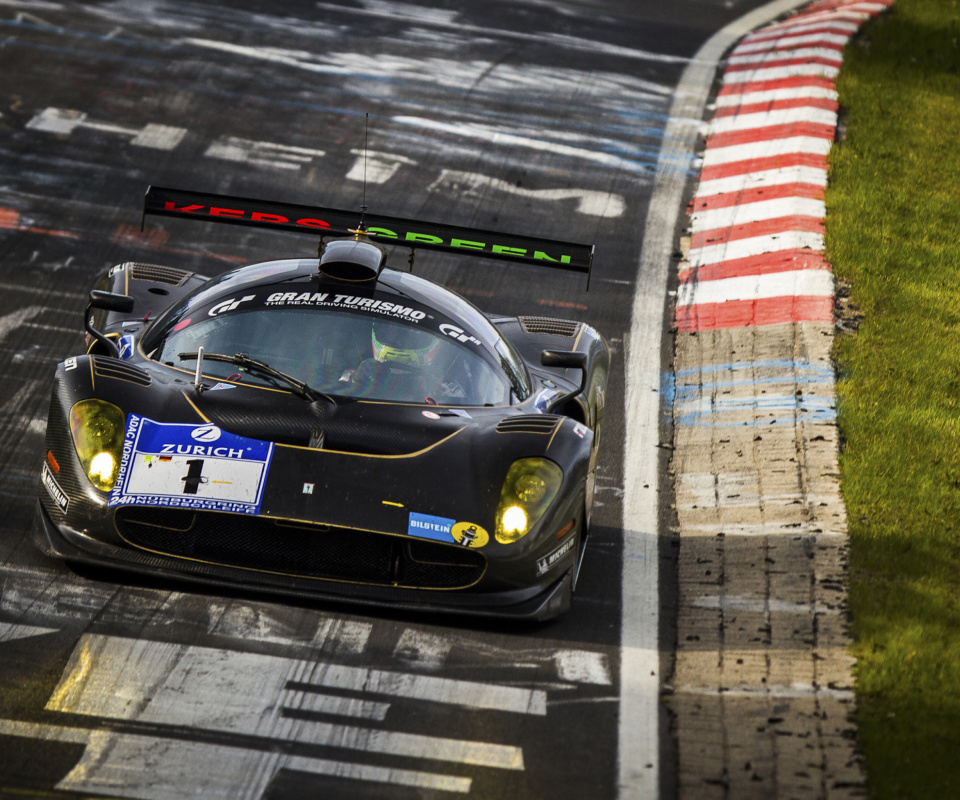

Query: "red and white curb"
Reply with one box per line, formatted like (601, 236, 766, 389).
(677, 0, 893, 333)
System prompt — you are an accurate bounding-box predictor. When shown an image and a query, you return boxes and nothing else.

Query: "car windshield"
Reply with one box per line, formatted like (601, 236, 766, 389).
(155, 306, 513, 406)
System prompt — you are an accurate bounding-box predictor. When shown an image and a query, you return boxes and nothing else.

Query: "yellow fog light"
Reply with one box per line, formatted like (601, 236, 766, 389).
(69, 399, 125, 492)
(495, 458, 562, 544)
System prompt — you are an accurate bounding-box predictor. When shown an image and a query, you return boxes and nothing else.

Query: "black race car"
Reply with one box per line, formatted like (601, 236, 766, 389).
(33, 187, 608, 621)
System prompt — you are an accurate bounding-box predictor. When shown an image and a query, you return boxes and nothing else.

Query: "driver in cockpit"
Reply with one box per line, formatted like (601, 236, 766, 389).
(340, 322, 453, 403)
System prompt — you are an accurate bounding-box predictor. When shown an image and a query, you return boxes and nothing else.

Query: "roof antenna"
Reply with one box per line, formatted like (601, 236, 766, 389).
(358, 112, 369, 234)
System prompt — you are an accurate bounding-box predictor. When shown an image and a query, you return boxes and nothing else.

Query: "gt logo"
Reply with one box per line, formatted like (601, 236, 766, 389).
(439, 323, 481, 347)
(208, 295, 255, 317)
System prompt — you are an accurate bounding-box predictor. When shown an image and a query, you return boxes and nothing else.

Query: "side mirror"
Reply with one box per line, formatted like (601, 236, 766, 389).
(541, 350, 587, 370)
(85, 291, 135, 359)
(541, 349, 588, 402)
(89, 290, 135, 313)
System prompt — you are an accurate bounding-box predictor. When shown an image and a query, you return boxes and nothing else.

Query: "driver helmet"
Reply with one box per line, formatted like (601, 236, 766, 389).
(371, 322, 441, 366)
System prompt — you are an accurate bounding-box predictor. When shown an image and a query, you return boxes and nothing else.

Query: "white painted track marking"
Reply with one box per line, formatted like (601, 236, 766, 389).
(429, 169, 626, 217)
(283, 689, 391, 721)
(680, 265, 833, 304)
(617, 2, 808, 796)
(689, 230, 824, 267)
(722, 63, 840, 82)
(346, 149, 416, 184)
(736, 31, 853, 51)
(727, 46, 846, 64)
(0, 621, 57, 643)
(697, 165, 827, 197)
(393, 116, 653, 173)
(714, 85, 838, 106)
(753, 19, 859, 37)
(700, 135, 833, 167)
(47, 634, 547, 718)
(26, 107, 186, 149)
(393, 628, 453, 671)
(707, 106, 837, 133)
(204, 136, 326, 170)
(44, 636, 526, 785)
(130, 123, 188, 150)
(0, 306, 44, 341)
(553, 650, 613, 685)
(310, 617, 372, 654)
(677, 269, 835, 307)
(691, 196, 826, 230)
(0, 721, 473, 798)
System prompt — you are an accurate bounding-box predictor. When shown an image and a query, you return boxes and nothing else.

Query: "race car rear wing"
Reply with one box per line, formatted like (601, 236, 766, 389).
(143, 186, 595, 285)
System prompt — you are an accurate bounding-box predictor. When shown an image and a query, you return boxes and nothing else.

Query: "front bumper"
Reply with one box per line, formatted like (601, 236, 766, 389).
(33, 501, 574, 621)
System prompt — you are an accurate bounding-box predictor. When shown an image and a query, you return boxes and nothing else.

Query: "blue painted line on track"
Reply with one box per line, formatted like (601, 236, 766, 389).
(662, 361, 838, 426)
(674, 375, 834, 399)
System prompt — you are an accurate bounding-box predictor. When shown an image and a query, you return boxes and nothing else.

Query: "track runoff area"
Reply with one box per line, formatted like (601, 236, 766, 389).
(621, 0, 891, 797)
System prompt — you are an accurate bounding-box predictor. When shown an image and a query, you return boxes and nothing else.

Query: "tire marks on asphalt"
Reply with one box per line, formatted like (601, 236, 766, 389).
(0, 563, 616, 797)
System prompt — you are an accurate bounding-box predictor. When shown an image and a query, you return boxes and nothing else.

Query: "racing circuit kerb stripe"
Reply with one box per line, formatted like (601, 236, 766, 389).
(142, 186, 594, 275)
(678, 0, 893, 332)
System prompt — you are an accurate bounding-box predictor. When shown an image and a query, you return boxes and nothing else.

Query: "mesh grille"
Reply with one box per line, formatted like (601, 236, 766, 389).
(129, 263, 192, 286)
(496, 415, 560, 435)
(115, 508, 485, 589)
(518, 316, 581, 337)
(92, 357, 152, 387)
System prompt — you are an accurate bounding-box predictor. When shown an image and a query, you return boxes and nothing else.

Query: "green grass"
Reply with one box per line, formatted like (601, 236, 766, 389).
(827, 1, 960, 797)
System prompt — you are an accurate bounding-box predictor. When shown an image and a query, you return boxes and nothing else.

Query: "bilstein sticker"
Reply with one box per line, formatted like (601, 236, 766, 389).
(407, 512, 456, 542)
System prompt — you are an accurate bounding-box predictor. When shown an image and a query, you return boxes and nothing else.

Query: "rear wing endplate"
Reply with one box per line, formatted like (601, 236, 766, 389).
(143, 186, 595, 286)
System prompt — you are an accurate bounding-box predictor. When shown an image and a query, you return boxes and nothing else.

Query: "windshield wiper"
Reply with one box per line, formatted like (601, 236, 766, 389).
(178, 351, 336, 404)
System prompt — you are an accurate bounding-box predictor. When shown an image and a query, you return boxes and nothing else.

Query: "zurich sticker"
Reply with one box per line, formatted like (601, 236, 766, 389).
(109, 415, 273, 515)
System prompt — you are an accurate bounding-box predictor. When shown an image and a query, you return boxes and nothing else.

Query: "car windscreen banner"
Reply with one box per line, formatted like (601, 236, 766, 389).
(143, 186, 594, 275)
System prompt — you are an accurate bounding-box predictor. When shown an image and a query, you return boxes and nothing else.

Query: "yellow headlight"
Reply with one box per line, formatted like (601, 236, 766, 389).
(501, 505, 528, 534)
(69, 399, 125, 492)
(495, 458, 563, 544)
(88, 451, 117, 486)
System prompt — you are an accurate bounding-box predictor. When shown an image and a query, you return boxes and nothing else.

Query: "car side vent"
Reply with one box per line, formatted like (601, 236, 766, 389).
(496, 415, 561, 435)
(129, 262, 192, 286)
(518, 316, 581, 337)
(93, 357, 152, 387)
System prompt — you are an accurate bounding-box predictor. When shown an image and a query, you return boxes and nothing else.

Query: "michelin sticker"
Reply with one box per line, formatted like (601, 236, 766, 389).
(108, 415, 273, 514)
(41, 462, 69, 513)
(537, 537, 575, 576)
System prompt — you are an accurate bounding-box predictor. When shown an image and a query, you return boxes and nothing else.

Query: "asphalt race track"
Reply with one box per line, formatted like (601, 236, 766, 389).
(0, 1, 777, 798)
